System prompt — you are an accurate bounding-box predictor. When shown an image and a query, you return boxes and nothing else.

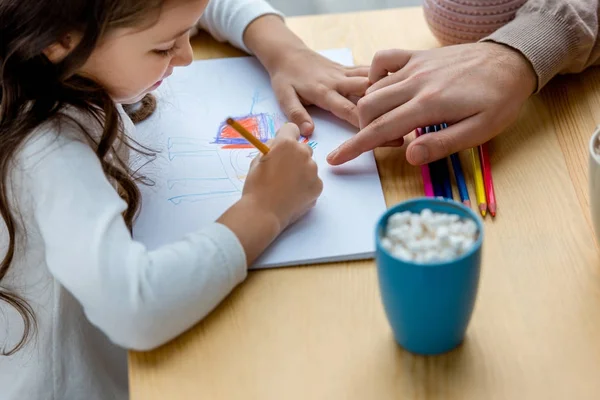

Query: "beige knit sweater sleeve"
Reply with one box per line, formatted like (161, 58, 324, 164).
(482, 0, 600, 92)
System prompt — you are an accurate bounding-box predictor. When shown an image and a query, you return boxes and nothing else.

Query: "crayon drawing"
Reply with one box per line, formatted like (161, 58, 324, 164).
(165, 90, 317, 205)
(213, 90, 316, 150)
(166, 177, 239, 205)
(167, 137, 216, 161)
(214, 112, 275, 149)
(164, 137, 239, 205)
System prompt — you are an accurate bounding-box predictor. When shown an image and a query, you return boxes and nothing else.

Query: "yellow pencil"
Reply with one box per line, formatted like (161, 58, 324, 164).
(471, 147, 487, 217)
(225, 117, 270, 154)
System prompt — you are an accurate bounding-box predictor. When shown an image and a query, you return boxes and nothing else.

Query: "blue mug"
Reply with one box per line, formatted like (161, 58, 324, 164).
(375, 198, 484, 355)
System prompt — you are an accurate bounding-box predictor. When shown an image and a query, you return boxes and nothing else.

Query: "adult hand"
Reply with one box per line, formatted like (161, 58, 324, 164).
(326, 42, 537, 166)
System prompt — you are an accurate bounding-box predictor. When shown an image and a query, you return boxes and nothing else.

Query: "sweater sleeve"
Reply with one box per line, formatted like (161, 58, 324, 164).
(481, 0, 600, 92)
(16, 124, 247, 351)
(195, 0, 285, 53)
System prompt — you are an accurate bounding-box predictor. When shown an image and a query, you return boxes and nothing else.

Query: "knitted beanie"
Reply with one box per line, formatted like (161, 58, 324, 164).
(423, 0, 527, 45)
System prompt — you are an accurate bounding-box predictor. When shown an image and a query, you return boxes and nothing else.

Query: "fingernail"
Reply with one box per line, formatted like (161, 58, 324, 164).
(411, 144, 430, 164)
(301, 122, 312, 134)
(327, 148, 339, 161)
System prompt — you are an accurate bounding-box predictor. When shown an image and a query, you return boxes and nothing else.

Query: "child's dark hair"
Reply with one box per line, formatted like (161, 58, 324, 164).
(0, 0, 163, 355)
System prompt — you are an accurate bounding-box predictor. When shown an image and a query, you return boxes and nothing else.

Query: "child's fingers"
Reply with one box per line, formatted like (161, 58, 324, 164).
(250, 147, 267, 167)
(276, 86, 314, 137)
(337, 77, 370, 97)
(302, 142, 315, 157)
(275, 122, 301, 142)
(315, 90, 360, 128)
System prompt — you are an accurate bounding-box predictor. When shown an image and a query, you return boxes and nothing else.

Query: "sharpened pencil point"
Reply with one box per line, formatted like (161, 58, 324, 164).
(489, 203, 497, 217)
(463, 200, 471, 208)
(479, 204, 487, 218)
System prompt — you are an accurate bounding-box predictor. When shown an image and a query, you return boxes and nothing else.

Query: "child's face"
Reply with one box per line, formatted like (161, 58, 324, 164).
(80, 0, 208, 104)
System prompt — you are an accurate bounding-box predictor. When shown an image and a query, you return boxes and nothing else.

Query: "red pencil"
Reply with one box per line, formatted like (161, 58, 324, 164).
(478, 142, 497, 217)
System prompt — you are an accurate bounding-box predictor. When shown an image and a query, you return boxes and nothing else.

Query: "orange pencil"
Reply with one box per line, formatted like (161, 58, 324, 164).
(478, 142, 497, 217)
(225, 117, 270, 154)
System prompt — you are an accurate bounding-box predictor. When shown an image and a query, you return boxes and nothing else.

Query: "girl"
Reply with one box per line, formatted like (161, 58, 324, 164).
(0, 0, 369, 399)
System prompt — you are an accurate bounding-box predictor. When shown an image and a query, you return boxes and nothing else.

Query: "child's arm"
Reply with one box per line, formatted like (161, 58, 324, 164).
(16, 122, 320, 351)
(197, 0, 284, 54)
(196, 0, 369, 136)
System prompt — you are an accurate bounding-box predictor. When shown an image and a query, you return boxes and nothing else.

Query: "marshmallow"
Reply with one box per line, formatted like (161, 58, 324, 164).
(382, 208, 479, 264)
(381, 237, 394, 251)
(392, 246, 413, 261)
(388, 211, 411, 227)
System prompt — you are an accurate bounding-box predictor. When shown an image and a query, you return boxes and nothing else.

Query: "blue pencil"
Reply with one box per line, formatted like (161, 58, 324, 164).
(442, 123, 471, 207)
(432, 125, 453, 200)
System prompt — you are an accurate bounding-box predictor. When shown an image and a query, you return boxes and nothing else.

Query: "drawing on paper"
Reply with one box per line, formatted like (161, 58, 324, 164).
(213, 90, 317, 150)
(214, 112, 275, 149)
(165, 137, 239, 205)
(166, 178, 240, 205)
(167, 137, 216, 161)
(165, 90, 317, 205)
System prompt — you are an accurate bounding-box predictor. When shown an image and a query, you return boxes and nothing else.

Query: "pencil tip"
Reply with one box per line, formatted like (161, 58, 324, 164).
(489, 203, 497, 217)
(463, 200, 471, 207)
(226, 117, 234, 124)
(478, 204, 487, 217)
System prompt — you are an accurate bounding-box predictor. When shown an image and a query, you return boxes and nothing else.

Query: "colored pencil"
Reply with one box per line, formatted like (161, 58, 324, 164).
(471, 147, 487, 217)
(226, 117, 270, 154)
(432, 125, 453, 200)
(424, 126, 445, 197)
(479, 142, 497, 217)
(415, 128, 434, 197)
(442, 123, 470, 207)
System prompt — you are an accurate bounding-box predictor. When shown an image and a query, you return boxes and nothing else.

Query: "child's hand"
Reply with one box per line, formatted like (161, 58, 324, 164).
(268, 48, 369, 136)
(217, 123, 322, 264)
(242, 15, 368, 136)
(243, 123, 323, 229)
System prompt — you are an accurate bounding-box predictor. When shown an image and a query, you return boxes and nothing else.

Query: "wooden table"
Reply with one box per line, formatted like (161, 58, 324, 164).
(129, 7, 600, 400)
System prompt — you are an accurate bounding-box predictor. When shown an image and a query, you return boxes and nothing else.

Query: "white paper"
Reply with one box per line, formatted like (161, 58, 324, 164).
(132, 48, 388, 268)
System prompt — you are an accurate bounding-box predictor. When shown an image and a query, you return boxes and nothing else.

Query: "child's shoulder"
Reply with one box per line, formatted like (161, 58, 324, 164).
(16, 107, 103, 172)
